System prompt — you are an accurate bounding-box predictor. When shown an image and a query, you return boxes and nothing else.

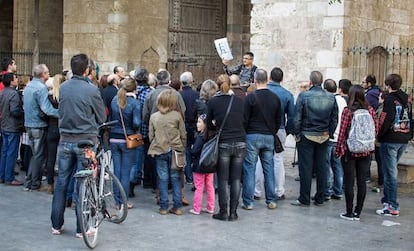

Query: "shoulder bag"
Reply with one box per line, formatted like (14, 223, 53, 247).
(199, 95, 234, 173)
(119, 104, 144, 149)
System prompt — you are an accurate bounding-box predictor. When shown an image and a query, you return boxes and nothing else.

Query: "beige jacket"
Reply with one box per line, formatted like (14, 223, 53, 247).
(148, 110, 186, 156)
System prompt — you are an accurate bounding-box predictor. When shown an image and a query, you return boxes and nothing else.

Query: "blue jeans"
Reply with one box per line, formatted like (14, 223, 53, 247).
(242, 134, 276, 206)
(25, 127, 47, 189)
(325, 141, 343, 197)
(51, 142, 86, 233)
(380, 142, 407, 210)
(297, 136, 328, 205)
(130, 145, 144, 184)
(111, 142, 136, 203)
(0, 131, 21, 182)
(155, 152, 182, 210)
(184, 144, 193, 183)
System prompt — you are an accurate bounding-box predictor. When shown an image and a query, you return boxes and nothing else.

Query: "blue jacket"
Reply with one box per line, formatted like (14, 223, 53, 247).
(109, 96, 141, 139)
(293, 85, 338, 138)
(23, 78, 58, 128)
(365, 85, 380, 111)
(267, 81, 295, 134)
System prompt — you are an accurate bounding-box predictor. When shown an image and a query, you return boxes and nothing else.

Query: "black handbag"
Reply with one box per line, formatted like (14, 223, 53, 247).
(199, 95, 234, 173)
(253, 92, 284, 153)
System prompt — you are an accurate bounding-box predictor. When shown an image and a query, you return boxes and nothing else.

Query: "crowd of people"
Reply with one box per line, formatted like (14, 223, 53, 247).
(0, 51, 411, 238)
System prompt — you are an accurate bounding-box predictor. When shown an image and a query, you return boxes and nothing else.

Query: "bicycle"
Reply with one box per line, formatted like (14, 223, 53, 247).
(74, 120, 128, 249)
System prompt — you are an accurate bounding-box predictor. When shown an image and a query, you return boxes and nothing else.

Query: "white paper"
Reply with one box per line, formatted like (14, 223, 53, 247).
(214, 37, 233, 61)
(381, 220, 401, 227)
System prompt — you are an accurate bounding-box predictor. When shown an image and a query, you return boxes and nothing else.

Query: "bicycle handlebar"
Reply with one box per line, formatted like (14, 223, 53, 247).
(98, 120, 118, 131)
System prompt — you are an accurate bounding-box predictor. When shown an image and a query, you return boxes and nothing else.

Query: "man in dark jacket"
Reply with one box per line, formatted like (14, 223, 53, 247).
(292, 71, 338, 207)
(376, 73, 411, 217)
(362, 74, 381, 110)
(0, 73, 24, 185)
(51, 53, 106, 237)
(179, 71, 199, 184)
(222, 51, 257, 92)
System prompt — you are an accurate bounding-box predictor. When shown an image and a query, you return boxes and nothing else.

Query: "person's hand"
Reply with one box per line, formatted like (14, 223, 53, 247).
(222, 57, 229, 66)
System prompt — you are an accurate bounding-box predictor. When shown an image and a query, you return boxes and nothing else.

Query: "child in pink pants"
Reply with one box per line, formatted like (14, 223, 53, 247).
(189, 114, 215, 215)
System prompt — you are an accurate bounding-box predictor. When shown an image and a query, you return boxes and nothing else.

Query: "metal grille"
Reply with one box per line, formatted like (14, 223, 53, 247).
(348, 46, 414, 96)
(0, 50, 62, 76)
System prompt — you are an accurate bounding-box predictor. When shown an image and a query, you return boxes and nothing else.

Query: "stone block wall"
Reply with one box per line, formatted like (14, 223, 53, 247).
(63, 0, 168, 75)
(250, 0, 414, 95)
(250, 0, 345, 94)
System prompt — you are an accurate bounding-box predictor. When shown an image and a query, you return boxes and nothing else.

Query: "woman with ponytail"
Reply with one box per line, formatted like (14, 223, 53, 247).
(207, 74, 246, 221)
(109, 78, 141, 209)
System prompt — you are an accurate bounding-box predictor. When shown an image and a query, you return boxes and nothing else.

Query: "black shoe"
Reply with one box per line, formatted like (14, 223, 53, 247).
(340, 213, 354, 221)
(253, 195, 261, 200)
(278, 194, 286, 200)
(212, 212, 228, 221)
(331, 194, 343, 200)
(313, 201, 324, 207)
(353, 212, 360, 221)
(191, 186, 196, 192)
(228, 213, 238, 221)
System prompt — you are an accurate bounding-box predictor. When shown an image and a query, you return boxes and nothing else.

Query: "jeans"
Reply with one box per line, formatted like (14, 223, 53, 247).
(184, 143, 193, 183)
(0, 131, 21, 182)
(111, 142, 136, 203)
(325, 141, 343, 197)
(46, 126, 60, 185)
(341, 152, 371, 214)
(25, 127, 47, 189)
(255, 129, 286, 198)
(242, 134, 276, 206)
(297, 136, 328, 205)
(130, 145, 144, 184)
(51, 142, 86, 233)
(216, 142, 246, 214)
(143, 138, 157, 188)
(374, 145, 383, 186)
(155, 152, 182, 210)
(380, 142, 407, 210)
(193, 172, 215, 213)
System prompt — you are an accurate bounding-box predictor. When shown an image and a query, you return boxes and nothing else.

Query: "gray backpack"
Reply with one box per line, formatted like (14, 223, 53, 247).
(346, 109, 375, 153)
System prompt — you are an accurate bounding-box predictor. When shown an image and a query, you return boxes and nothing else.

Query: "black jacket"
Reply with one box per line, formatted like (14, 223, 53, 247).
(378, 89, 412, 143)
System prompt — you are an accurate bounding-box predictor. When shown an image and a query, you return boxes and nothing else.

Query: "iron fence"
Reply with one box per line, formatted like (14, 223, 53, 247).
(0, 50, 62, 76)
(347, 46, 414, 96)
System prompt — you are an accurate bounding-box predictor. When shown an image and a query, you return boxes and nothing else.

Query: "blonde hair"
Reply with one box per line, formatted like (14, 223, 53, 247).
(216, 74, 230, 94)
(52, 74, 66, 101)
(157, 89, 177, 114)
(117, 78, 137, 109)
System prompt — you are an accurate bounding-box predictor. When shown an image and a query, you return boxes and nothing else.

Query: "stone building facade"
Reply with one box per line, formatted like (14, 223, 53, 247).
(251, 0, 414, 94)
(1, 0, 413, 94)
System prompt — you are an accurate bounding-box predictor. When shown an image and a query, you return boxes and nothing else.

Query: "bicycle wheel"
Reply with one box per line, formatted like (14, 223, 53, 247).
(77, 178, 99, 249)
(102, 169, 128, 223)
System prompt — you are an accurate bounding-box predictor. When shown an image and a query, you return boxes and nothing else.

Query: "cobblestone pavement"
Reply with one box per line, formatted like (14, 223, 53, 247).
(0, 146, 413, 251)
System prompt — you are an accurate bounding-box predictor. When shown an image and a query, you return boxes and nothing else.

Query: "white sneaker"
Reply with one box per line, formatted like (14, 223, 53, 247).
(189, 209, 200, 215)
(201, 208, 214, 214)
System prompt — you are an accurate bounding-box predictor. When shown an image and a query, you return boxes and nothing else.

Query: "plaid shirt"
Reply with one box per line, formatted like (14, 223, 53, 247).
(335, 106, 378, 158)
(137, 86, 153, 138)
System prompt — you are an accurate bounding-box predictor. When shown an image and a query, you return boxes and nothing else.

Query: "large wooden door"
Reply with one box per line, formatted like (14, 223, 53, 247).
(168, 0, 226, 85)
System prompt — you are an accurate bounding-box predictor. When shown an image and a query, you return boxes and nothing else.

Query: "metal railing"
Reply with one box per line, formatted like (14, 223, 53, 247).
(0, 50, 62, 76)
(347, 46, 414, 96)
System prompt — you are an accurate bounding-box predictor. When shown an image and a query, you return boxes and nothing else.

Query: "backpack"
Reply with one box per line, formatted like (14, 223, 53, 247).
(346, 109, 376, 153)
(391, 100, 411, 134)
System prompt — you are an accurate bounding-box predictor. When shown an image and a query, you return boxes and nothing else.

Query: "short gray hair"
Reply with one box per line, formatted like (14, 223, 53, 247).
(310, 71, 323, 86)
(180, 71, 193, 86)
(33, 64, 48, 78)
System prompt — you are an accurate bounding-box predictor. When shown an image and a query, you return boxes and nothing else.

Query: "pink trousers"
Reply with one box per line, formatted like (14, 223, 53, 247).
(192, 172, 215, 213)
